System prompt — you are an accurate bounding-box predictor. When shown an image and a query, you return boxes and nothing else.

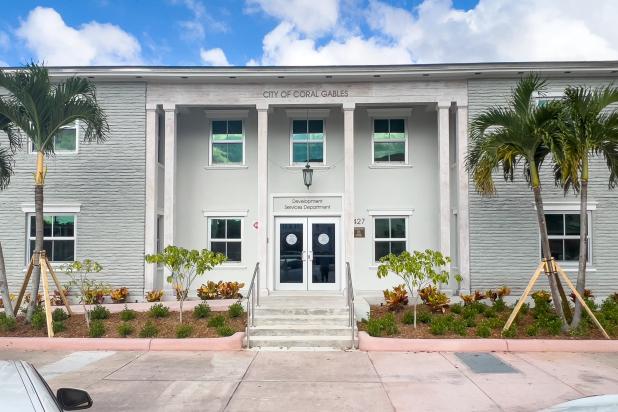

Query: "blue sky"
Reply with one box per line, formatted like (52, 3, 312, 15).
(0, 0, 616, 67)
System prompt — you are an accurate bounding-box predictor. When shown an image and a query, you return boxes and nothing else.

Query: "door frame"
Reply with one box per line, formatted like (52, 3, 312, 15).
(307, 217, 340, 291)
(275, 217, 308, 291)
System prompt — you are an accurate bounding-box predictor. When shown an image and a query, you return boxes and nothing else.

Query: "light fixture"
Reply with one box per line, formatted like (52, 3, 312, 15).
(302, 163, 313, 189)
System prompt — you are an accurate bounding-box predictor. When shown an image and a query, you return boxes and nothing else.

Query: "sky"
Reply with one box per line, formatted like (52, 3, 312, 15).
(1, 0, 618, 67)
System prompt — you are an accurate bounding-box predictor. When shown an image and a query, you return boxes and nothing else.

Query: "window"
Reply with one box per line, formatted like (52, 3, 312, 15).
(208, 218, 242, 262)
(291, 119, 325, 164)
(374, 217, 407, 261)
(156, 215, 164, 253)
(210, 120, 244, 164)
(27, 215, 76, 263)
(543, 212, 591, 263)
(535, 93, 563, 108)
(373, 119, 406, 163)
(157, 112, 165, 164)
(31, 121, 78, 153)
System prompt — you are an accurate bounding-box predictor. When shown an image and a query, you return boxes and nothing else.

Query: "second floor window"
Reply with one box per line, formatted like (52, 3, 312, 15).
(291, 119, 325, 164)
(373, 118, 406, 163)
(211, 120, 244, 164)
(31, 121, 78, 153)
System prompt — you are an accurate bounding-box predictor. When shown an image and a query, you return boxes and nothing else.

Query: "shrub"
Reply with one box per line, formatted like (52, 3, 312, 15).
(197, 281, 245, 300)
(383, 284, 408, 311)
(476, 323, 492, 338)
(526, 324, 539, 336)
(485, 289, 498, 302)
(426, 290, 450, 313)
(52, 320, 66, 333)
(90, 305, 110, 320)
(531, 290, 552, 306)
(145, 290, 164, 302)
(569, 321, 590, 337)
(418, 311, 432, 324)
(502, 325, 517, 338)
(149, 303, 170, 318)
(569, 288, 594, 303)
(228, 302, 244, 318)
(545, 318, 563, 336)
(31, 308, 46, 330)
(450, 304, 463, 315)
(139, 321, 159, 338)
(117, 322, 134, 337)
(193, 303, 211, 319)
(430, 316, 450, 335)
(217, 325, 235, 337)
(0, 314, 17, 332)
(111, 287, 129, 303)
(402, 310, 414, 325)
(89, 320, 106, 338)
(485, 317, 502, 329)
(451, 318, 468, 336)
(464, 317, 477, 328)
(120, 306, 137, 321)
(419, 285, 438, 305)
(497, 286, 511, 300)
(493, 299, 507, 312)
(366, 314, 398, 337)
(483, 307, 497, 319)
(366, 318, 383, 337)
(207, 314, 226, 328)
(52, 308, 69, 322)
(176, 324, 193, 339)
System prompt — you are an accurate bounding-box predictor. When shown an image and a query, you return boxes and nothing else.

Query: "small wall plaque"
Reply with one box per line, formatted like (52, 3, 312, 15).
(354, 227, 365, 238)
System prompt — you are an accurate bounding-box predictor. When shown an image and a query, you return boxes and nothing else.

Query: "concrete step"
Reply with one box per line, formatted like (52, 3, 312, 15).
(254, 307, 349, 316)
(253, 315, 350, 326)
(247, 335, 357, 349)
(249, 325, 353, 337)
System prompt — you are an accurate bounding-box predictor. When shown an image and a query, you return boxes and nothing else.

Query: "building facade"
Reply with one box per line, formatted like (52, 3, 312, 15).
(1, 62, 617, 300)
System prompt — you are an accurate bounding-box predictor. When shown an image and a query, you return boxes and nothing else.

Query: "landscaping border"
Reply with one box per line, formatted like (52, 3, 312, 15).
(0, 332, 245, 351)
(358, 331, 618, 352)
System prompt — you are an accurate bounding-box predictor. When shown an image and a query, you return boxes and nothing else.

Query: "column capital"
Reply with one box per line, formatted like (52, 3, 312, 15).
(437, 101, 451, 110)
(256, 103, 269, 112)
(146, 104, 158, 112)
(162, 104, 177, 113)
(342, 102, 355, 111)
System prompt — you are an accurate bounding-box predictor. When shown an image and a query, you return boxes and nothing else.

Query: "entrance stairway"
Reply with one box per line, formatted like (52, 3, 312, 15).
(247, 296, 356, 349)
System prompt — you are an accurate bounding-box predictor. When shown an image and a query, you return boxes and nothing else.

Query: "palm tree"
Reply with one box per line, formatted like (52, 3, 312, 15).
(466, 73, 571, 328)
(553, 84, 618, 328)
(0, 114, 20, 319)
(0, 64, 109, 321)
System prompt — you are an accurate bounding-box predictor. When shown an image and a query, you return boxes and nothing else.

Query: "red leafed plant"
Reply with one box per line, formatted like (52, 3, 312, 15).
(383, 284, 409, 311)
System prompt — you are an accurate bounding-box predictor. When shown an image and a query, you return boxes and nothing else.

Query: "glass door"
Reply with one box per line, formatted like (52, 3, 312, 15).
(276, 218, 307, 290)
(308, 218, 339, 291)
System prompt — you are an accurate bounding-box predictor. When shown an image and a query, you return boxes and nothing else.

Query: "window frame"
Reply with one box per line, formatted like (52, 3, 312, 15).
(372, 216, 409, 263)
(26, 213, 77, 264)
(207, 217, 244, 264)
(541, 210, 592, 266)
(209, 119, 246, 166)
(370, 117, 409, 165)
(289, 118, 327, 166)
(534, 91, 564, 108)
(29, 120, 79, 154)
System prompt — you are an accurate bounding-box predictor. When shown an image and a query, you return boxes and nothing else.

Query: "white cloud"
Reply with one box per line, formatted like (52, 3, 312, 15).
(173, 0, 228, 41)
(246, 0, 339, 36)
(200, 47, 230, 66)
(16, 7, 142, 66)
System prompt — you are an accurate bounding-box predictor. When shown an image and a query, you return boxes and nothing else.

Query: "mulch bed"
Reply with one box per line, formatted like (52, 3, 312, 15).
(358, 304, 614, 340)
(1, 310, 245, 339)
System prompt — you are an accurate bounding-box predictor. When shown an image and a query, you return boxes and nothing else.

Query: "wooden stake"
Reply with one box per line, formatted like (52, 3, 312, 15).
(502, 262, 544, 333)
(13, 256, 35, 317)
(40, 252, 54, 338)
(44, 255, 73, 316)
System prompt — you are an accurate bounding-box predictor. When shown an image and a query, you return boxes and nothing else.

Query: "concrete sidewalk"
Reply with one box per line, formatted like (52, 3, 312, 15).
(1, 349, 617, 411)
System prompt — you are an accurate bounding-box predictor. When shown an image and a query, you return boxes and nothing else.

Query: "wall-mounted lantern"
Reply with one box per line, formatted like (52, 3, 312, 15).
(302, 163, 313, 189)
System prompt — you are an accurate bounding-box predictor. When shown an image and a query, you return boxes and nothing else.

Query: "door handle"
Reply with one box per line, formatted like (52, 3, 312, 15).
(302, 250, 307, 261)
(308, 251, 314, 261)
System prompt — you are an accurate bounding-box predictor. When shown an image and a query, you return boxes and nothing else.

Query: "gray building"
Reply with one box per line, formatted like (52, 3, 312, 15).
(1, 62, 617, 301)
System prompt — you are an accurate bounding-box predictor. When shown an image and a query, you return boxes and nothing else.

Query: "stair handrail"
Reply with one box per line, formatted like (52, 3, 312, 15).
(246, 262, 260, 348)
(346, 262, 355, 349)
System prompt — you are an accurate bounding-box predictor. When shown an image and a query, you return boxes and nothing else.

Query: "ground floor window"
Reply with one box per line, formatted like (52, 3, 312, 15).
(27, 214, 76, 263)
(543, 212, 591, 263)
(373, 216, 407, 261)
(208, 217, 242, 262)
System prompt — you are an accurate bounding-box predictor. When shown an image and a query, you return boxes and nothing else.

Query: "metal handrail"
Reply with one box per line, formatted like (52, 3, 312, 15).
(246, 262, 260, 348)
(346, 262, 355, 349)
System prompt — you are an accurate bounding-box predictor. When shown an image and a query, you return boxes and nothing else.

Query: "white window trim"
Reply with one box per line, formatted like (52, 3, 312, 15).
(533, 91, 564, 107)
(208, 119, 246, 167)
(29, 120, 79, 154)
(289, 118, 327, 166)
(206, 215, 245, 265)
(370, 115, 410, 166)
(540, 209, 593, 269)
(371, 215, 409, 264)
(26, 213, 77, 265)
(21, 203, 82, 214)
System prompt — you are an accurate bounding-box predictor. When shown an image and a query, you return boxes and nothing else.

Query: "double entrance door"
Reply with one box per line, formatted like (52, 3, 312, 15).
(275, 217, 340, 291)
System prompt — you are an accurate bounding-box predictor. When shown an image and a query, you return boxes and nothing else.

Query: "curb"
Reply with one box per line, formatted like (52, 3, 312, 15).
(358, 332, 618, 352)
(0, 332, 245, 352)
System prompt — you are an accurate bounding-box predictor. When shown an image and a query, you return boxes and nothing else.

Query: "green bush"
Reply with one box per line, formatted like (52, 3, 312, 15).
(402, 310, 414, 325)
(418, 311, 432, 324)
(451, 318, 468, 336)
(52, 308, 69, 322)
(90, 305, 110, 320)
(366, 318, 383, 337)
(31, 308, 46, 330)
(485, 317, 503, 329)
(216, 325, 235, 337)
(464, 317, 477, 328)
(193, 303, 211, 319)
(430, 316, 450, 335)
(89, 320, 106, 338)
(149, 303, 170, 318)
(120, 307, 137, 321)
(380, 313, 398, 336)
(0, 314, 17, 332)
(117, 322, 134, 337)
(207, 314, 226, 328)
(493, 299, 507, 312)
(483, 307, 496, 319)
(502, 325, 517, 338)
(228, 302, 244, 318)
(52, 320, 66, 333)
(526, 324, 539, 336)
(470, 301, 486, 314)
(569, 321, 590, 337)
(476, 323, 492, 338)
(139, 321, 159, 338)
(450, 303, 463, 315)
(176, 324, 193, 339)
(545, 318, 563, 336)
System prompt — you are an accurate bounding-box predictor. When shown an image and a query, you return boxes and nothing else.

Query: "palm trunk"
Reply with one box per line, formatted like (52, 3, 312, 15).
(26, 152, 45, 321)
(571, 161, 589, 328)
(0, 242, 15, 319)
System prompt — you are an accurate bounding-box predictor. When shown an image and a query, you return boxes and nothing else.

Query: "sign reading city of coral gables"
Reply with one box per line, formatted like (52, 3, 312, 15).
(262, 88, 349, 99)
(273, 196, 342, 213)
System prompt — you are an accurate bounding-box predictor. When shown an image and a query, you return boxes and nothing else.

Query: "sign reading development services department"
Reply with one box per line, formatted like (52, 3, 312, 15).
(273, 196, 342, 214)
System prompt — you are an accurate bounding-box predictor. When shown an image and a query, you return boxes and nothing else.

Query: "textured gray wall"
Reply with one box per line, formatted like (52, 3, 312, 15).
(468, 77, 618, 295)
(0, 82, 146, 297)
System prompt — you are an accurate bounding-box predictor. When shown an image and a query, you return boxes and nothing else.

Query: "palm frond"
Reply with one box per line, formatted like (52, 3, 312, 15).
(0, 146, 13, 190)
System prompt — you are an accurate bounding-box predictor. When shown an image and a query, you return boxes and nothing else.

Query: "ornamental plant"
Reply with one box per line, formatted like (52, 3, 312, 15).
(62, 259, 104, 328)
(377, 249, 451, 328)
(145, 246, 227, 323)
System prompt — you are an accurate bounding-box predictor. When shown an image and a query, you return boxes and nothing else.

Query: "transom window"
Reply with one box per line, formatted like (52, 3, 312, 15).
(373, 119, 406, 163)
(543, 212, 591, 263)
(374, 217, 407, 261)
(27, 215, 76, 262)
(291, 119, 325, 164)
(30, 121, 78, 153)
(210, 120, 244, 164)
(208, 218, 242, 262)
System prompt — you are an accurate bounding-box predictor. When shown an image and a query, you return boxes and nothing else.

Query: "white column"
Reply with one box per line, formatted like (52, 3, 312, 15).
(456, 104, 470, 293)
(144, 106, 158, 293)
(343, 103, 355, 279)
(163, 106, 176, 254)
(256, 104, 269, 294)
(437, 102, 451, 263)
